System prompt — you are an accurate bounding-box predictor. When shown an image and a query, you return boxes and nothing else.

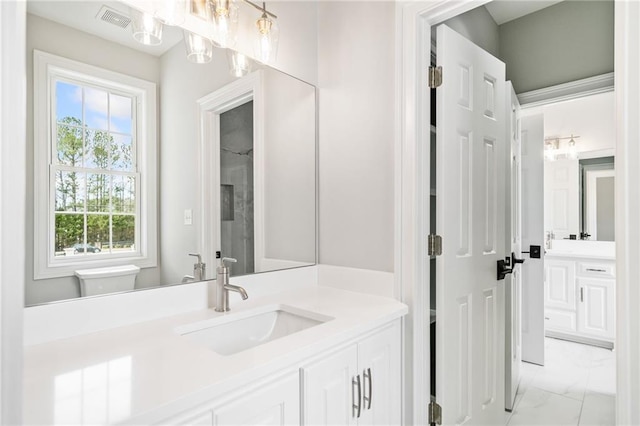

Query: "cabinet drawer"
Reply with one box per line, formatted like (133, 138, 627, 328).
(577, 262, 615, 278)
(545, 309, 577, 333)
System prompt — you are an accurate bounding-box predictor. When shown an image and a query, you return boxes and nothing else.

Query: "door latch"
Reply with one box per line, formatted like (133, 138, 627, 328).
(497, 259, 513, 280)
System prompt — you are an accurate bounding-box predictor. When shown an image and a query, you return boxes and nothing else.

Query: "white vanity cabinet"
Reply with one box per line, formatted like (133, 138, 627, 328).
(545, 255, 615, 346)
(302, 320, 401, 426)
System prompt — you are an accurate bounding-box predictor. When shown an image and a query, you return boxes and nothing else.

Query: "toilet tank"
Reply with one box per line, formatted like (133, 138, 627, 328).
(74, 265, 141, 297)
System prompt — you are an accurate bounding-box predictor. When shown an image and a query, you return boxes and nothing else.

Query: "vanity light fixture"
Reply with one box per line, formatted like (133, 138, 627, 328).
(227, 50, 252, 76)
(544, 135, 580, 161)
(131, 8, 163, 46)
(184, 30, 214, 63)
(210, 0, 239, 48)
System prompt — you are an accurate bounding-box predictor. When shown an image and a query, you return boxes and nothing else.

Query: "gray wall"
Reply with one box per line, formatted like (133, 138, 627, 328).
(444, 6, 500, 57)
(318, 2, 395, 272)
(596, 176, 615, 241)
(25, 14, 161, 305)
(499, 0, 614, 93)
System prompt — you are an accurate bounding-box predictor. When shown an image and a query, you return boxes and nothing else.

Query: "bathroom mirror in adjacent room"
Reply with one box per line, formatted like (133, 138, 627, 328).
(529, 91, 615, 242)
(25, 0, 317, 305)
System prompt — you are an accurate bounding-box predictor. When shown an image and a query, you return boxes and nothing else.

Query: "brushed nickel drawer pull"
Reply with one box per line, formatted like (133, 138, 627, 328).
(586, 268, 606, 272)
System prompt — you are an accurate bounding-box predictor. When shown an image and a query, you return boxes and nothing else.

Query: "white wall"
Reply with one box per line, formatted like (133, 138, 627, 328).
(318, 1, 395, 272)
(25, 14, 162, 305)
(263, 68, 316, 264)
(499, 0, 614, 93)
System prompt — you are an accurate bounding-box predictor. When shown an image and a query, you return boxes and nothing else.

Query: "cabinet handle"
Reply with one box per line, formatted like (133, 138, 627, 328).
(363, 368, 372, 410)
(586, 268, 606, 272)
(580, 287, 584, 302)
(352, 375, 362, 418)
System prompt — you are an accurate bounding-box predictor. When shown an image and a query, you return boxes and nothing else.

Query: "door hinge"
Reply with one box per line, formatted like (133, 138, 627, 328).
(428, 400, 442, 425)
(428, 66, 442, 88)
(428, 234, 442, 257)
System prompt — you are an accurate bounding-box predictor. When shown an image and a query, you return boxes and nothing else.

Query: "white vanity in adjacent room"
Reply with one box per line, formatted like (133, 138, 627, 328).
(544, 240, 615, 348)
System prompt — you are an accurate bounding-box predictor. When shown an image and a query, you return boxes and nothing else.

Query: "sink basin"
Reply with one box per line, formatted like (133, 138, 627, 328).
(177, 305, 334, 356)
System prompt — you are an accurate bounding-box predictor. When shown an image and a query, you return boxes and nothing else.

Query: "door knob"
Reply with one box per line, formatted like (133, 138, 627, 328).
(497, 259, 512, 280)
(512, 252, 525, 265)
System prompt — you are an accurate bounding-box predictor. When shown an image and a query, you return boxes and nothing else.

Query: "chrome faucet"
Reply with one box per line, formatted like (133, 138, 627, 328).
(189, 253, 206, 281)
(215, 256, 248, 312)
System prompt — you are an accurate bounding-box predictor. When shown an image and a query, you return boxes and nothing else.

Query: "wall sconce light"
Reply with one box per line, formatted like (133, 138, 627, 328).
(184, 30, 214, 63)
(227, 50, 252, 77)
(131, 8, 163, 46)
(210, 0, 239, 48)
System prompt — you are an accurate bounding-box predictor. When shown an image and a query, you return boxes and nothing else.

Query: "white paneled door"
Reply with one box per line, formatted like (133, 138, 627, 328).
(436, 24, 506, 426)
(521, 115, 546, 366)
(505, 82, 523, 412)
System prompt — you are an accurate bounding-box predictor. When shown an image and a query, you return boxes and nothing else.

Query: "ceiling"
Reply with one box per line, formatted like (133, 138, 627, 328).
(27, 1, 183, 57)
(484, 0, 564, 25)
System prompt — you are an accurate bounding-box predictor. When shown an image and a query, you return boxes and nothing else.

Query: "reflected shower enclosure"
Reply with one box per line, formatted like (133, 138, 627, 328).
(220, 101, 254, 275)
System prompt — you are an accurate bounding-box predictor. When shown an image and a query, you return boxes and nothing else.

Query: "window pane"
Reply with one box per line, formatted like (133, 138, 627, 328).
(56, 124, 84, 167)
(111, 135, 133, 171)
(112, 175, 136, 213)
(109, 94, 132, 135)
(86, 214, 109, 254)
(55, 171, 85, 212)
(55, 213, 84, 256)
(111, 215, 135, 252)
(87, 174, 110, 213)
(56, 81, 82, 123)
(84, 87, 109, 131)
(85, 130, 113, 169)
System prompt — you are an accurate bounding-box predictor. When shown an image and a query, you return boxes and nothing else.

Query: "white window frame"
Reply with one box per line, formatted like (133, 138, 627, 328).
(33, 50, 157, 280)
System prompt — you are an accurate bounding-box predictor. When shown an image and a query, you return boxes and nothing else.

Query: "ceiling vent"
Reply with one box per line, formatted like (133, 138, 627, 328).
(96, 5, 131, 29)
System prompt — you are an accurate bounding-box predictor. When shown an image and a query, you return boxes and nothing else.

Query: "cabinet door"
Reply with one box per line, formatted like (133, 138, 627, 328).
(212, 372, 299, 425)
(544, 259, 576, 311)
(302, 345, 358, 426)
(577, 278, 615, 340)
(357, 321, 401, 426)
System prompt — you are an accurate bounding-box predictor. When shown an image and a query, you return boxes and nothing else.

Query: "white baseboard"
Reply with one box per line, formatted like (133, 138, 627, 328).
(317, 264, 395, 298)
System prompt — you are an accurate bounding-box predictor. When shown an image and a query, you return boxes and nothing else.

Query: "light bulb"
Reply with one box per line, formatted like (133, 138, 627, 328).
(211, 0, 238, 48)
(254, 13, 278, 64)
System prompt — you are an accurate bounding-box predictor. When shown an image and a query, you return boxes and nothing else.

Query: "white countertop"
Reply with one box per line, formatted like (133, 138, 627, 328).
(23, 286, 408, 425)
(545, 250, 616, 261)
(545, 240, 615, 261)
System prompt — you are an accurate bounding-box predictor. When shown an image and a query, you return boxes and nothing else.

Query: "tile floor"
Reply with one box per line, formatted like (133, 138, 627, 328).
(505, 337, 616, 426)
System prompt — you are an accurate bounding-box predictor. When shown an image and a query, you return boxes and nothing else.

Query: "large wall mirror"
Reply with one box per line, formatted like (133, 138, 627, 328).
(26, 0, 316, 305)
(531, 91, 615, 242)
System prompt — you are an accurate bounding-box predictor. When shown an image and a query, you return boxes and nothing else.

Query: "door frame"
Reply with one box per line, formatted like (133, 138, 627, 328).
(395, 0, 637, 424)
(0, 1, 26, 423)
(196, 71, 265, 276)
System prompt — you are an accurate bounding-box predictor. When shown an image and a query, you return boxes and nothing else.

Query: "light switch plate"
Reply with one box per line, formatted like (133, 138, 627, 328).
(184, 209, 192, 225)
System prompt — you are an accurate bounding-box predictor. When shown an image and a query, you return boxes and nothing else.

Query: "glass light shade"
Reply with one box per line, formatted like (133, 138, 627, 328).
(157, 0, 186, 26)
(210, 0, 239, 48)
(131, 8, 163, 46)
(567, 138, 577, 159)
(254, 13, 279, 64)
(184, 30, 213, 64)
(227, 50, 252, 77)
